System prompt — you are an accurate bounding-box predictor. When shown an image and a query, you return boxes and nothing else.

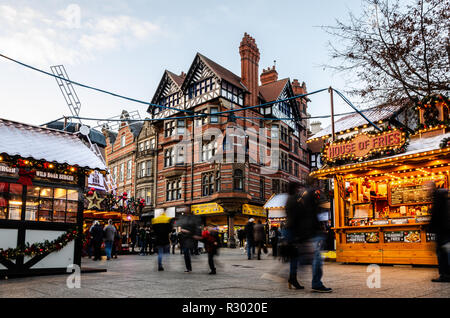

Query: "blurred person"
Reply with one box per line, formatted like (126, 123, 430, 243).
(254, 220, 265, 260)
(90, 221, 104, 261)
(103, 219, 117, 261)
(270, 226, 280, 257)
(178, 231, 184, 255)
(139, 226, 147, 256)
(151, 212, 173, 271)
(285, 181, 332, 292)
(202, 226, 219, 274)
(170, 229, 178, 254)
(111, 225, 121, 259)
(130, 224, 138, 253)
(145, 226, 153, 255)
(237, 228, 245, 248)
(245, 218, 255, 260)
(179, 215, 202, 272)
(429, 183, 450, 282)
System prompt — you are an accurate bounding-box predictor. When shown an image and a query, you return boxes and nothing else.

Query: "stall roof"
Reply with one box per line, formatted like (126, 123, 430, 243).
(264, 193, 289, 209)
(309, 103, 404, 140)
(0, 118, 106, 171)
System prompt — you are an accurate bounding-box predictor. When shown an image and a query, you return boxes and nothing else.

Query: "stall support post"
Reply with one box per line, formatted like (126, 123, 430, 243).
(75, 172, 86, 267)
(329, 86, 336, 141)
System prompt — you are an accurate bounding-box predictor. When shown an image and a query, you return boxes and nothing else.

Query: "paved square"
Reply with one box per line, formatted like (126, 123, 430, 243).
(1, 248, 449, 298)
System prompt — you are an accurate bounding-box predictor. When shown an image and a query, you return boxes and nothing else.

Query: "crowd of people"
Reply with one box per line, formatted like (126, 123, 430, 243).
(81, 180, 449, 289)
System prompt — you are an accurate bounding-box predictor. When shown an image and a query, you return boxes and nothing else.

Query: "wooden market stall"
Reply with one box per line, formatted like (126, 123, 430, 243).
(0, 118, 106, 277)
(309, 96, 450, 265)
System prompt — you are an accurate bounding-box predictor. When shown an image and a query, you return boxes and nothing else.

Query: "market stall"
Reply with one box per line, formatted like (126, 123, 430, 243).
(310, 95, 450, 265)
(0, 118, 106, 277)
(263, 193, 288, 228)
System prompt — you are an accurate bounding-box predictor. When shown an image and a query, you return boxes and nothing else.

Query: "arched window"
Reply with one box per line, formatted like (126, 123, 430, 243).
(233, 169, 244, 191)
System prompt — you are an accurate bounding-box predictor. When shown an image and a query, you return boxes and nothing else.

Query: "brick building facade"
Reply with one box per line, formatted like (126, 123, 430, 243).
(137, 33, 311, 246)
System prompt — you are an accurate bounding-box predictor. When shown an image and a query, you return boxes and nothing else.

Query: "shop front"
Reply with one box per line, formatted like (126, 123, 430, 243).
(191, 202, 267, 246)
(0, 118, 106, 277)
(311, 126, 450, 265)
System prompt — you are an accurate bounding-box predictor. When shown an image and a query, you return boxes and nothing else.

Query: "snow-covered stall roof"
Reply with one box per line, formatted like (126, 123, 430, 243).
(0, 118, 106, 171)
(264, 193, 289, 209)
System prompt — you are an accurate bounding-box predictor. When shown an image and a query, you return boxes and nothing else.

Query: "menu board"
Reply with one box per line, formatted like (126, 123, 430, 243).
(389, 184, 432, 206)
(346, 232, 379, 243)
(384, 231, 421, 243)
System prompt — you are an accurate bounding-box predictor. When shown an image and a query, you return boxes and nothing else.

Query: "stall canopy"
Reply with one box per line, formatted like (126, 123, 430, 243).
(264, 193, 288, 218)
(0, 118, 106, 171)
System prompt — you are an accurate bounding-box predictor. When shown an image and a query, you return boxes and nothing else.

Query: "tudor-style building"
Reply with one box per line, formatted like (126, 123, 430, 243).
(144, 33, 311, 245)
(103, 111, 143, 199)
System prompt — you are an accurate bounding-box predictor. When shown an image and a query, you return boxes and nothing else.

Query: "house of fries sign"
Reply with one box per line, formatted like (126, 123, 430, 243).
(323, 129, 406, 163)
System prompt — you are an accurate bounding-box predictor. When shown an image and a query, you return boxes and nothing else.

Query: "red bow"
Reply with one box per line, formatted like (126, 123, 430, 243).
(18, 168, 36, 186)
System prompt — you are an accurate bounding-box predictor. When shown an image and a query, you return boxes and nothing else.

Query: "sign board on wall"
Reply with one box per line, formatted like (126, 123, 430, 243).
(322, 130, 406, 163)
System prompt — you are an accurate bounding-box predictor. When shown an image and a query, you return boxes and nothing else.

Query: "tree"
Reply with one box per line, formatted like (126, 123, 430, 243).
(324, 0, 449, 106)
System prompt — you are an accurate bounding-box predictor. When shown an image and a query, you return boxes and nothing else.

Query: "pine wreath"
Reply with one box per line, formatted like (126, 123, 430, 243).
(0, 228, 82, 261)
(440, 137, 450, 149)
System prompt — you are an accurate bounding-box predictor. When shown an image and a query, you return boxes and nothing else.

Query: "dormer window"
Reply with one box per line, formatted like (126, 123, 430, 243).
(188, 78, 214, 100)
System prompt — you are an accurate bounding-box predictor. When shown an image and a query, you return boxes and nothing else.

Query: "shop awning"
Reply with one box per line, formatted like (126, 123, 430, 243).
(264, 193, 289, 219)
(0, 118, 106, 171)
(191, 202, 224, 215)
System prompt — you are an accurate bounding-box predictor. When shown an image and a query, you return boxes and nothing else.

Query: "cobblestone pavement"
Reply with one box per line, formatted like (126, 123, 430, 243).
(1, 248, 449, 298)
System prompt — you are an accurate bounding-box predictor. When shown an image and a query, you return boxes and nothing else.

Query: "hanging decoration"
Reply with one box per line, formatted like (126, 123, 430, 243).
(416, 93, 450, 130)
(0, 228, 82, 261)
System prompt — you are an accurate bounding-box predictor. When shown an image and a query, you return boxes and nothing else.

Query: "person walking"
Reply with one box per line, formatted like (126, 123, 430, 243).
(90, 221, 104, 261)
(285, 181, 332, 293)
(237, 229, 245, 248)
(178, 231, 184, 255)
(151, 212, 173, 271)
(244, 218, 255, 260)
(112, 226, 121, 259)
(130, 224, 138, 253)
(170, 229, 178, 254)
(202, 226, 219, 274)
(103, 219, 117, 261)
(180, 215, 202, 272)
(429, 185, 450, 282)
(254, 220, 265, 260)
(139, 226, 147, 256)
(270, 226, 280, 257)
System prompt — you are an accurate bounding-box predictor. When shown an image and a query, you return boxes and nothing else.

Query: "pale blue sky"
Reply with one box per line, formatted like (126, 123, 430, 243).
(0, 0, 367, 130)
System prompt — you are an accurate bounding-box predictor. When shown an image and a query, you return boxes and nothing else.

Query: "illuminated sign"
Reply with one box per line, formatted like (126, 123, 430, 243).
(323, 130, 406, 163)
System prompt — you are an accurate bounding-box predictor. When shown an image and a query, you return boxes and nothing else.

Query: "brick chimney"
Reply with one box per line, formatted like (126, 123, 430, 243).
(292, 79, 307, 113)
(260, 66, 278, 86)
(239, 33, 260, 107)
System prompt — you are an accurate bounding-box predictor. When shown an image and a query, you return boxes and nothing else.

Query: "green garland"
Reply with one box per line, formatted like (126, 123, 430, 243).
(440, 137, 450, 149)
(0, 228, 82, 261)
(416, 93, 450, 129)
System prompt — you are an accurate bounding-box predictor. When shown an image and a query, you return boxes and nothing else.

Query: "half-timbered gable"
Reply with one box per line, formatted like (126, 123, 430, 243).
(149, 70, 185, 119)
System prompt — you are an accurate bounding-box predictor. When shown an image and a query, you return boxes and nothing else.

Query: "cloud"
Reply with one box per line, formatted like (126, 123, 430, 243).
(0, 4, 163, 67)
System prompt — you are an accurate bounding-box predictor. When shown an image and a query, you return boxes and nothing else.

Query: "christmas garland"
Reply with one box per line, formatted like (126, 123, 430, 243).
(440, 137, 450, 149)
(0, 228, 82, 261)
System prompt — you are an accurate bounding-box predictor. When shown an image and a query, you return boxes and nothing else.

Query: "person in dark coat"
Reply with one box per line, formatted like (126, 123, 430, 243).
(130, 224, 138, 253)
(237, 229, 245, 247)
(270, 226, 280, 257)
(170, 229, 178, 254)
(244, 218, 255, 260)
(253, 220, 265, 260)
(178, 231, 184, 254)
(90, 221, 104, 261)
(202, 226, 219, 274)
(179, 215, 202, 272)
(429, 185, 450, 282)
(285, 181, 332, 293)
(139, 226, 147, 255)
(151, 213, 173, 271)
(112, 226, 121, 259)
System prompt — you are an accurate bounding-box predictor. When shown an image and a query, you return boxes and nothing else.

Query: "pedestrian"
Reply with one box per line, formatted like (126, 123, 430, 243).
(170, 229, 178, 254)
(429, 184, 450, 282)
(285, 181, 332, 293)
(244, 218, 255, 260)
(145, 226, 152, 255)
(179, 215, 202, 272)
(254, 220, 265, 260)
(237, 229, 245, 248)
(151, 212, 173, 271)
(112, 226, 121, 259)
(130, 224, 138, 253)
(178, 231, 184, 254)
(270, 226, 280, 257)
(202, 226, 219, 275)
(90, 221, 104, 261)
(139, 226, 147, 255)
(103, 219, 117, 260)
(84, 227, 93, 258)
